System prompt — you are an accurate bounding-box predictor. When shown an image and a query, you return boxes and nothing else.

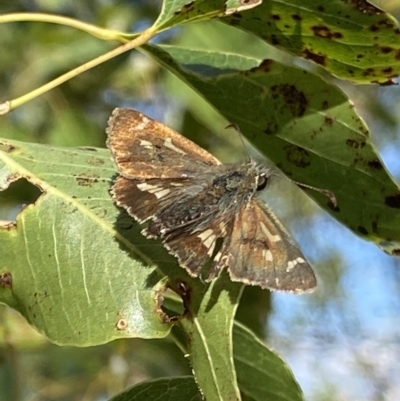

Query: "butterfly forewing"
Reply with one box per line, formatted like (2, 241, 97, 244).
(106, 108, 220, 181)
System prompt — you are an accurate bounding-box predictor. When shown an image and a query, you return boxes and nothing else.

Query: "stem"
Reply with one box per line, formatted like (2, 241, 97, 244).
(0, 12, 127, 41)
(0, 27, 157, 114)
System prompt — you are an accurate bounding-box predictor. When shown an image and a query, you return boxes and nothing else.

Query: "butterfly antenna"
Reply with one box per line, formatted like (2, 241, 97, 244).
(271, 171, 337, 207)
(225, 123, 251, 163)
(298, 182, 337, 208)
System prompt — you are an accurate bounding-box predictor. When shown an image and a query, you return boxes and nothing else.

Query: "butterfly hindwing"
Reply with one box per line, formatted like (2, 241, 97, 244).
(224, 200, 316, 292)
(162, 218, 232, 277)
(112, 176, 203, 223)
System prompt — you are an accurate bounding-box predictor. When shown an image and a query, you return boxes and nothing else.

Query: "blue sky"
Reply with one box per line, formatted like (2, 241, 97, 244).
(268, 133, 400, 400)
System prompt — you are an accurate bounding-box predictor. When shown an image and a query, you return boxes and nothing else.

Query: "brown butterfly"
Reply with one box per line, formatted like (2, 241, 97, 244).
(107, 108, 320, 293)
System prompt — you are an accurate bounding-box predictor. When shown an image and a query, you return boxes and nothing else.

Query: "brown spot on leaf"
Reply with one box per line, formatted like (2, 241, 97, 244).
(312, 26, 343, 40)
(353, 152, 363, 165)
(380, 46, 393, 54)
(292, 14, 302, 21)
(271, 14, 281, 20)
(358, 226, 368, 235)
(257, 59, 273, 72)
(270, 34, 280, 45)
(80, 147, 98, 152)
(32, 291, 50, 303)
(263, 122, 278, 135)
(0, 272, 12, 288)
(0, 142, 17, 153)
(154, 284, 178, 323)
(382, 67, 393, 75)
(116, 318, 128, 330)
(385, 194, 400, 208)
(367, 159, 383, 170)
(324, 116, 333, 126)
(362, 67, 375, 77)
(346, 138, 366, 149)
(271, 84, 307, 117)
(312, 25, 330, 38)
(285, 145, 311, 168)
(369, 19, 395, 33)
(86, 157, 105, 166)
(302, 49, 326, 66)
(76, 175, 100, 187)
(175, 1, 194, 14)
(378, 19, 394, 28)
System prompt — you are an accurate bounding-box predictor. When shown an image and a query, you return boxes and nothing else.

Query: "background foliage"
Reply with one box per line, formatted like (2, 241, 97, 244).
(1, 1, 400, 400)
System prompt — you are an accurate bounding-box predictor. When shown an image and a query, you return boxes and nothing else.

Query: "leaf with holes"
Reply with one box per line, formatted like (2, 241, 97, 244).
(0, 139, 172, 345)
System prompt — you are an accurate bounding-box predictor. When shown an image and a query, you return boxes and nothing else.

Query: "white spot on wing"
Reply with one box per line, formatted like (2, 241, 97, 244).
(154, 188, 170, 199)
(260, 222, 281, 243)
(214, 251, 222, 262)
(140, 139, 153, 149)
(137, 183, 160, 192)
(136, 117, 149, 130)
(164, 138, 186, 155)
(136, 183, 170, 198)
(286, 257, 306, 271)
(197, 229, 216, 256)
(262, 249, 273, 262)
(219, 222, 227, 235)
(220, 255, 230, 266)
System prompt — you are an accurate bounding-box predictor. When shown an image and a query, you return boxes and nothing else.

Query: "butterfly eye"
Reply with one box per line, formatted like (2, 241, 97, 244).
(257, 174, 268, 191)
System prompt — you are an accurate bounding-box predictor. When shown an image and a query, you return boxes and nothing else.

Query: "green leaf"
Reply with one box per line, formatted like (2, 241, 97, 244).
(153, 0, 262, 31)
(222, 0, 400, 83)
(234, 322, 304, 401)
(142, 44, 400, 253)
(109, 376, 202, 401)
(0, 139, 171, 345)
(179, 272, 243, 401)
